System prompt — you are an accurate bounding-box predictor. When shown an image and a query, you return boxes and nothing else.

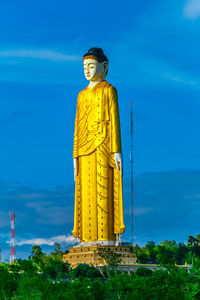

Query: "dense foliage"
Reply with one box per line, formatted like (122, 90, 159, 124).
(1, 236, 200, 299)
(131, 235, 200, 266)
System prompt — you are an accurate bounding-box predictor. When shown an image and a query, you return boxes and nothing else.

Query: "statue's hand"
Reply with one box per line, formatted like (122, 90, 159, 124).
(114, 152, 123, 176)
(73, 158, 78, 181)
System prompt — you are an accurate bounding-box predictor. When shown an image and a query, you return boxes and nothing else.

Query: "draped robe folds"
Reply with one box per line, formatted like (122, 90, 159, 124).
(72, 80, 125, 242)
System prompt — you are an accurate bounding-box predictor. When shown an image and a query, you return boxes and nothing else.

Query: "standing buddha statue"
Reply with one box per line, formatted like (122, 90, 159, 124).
(72, 47, 125, 245)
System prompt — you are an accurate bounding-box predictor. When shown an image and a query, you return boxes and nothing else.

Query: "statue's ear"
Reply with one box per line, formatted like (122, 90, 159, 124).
(104, 62, 108, 75)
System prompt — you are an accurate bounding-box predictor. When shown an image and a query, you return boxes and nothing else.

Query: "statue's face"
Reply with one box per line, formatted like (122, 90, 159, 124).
(83, 58, 107, 81)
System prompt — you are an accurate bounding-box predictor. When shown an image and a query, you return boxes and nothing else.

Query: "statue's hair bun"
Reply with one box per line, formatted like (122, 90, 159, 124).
(83, 47, 108, 63)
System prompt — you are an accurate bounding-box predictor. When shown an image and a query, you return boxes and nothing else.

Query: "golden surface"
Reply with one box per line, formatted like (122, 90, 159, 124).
(72, 81, 125, 242)
(63, 245, 136, 267)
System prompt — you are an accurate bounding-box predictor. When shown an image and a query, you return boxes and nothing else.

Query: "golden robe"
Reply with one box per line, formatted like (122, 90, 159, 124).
(72, 80, 125, 242)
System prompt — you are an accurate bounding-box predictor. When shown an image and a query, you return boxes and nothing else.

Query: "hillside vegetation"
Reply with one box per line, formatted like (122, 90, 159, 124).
(1, 236, 200, 299)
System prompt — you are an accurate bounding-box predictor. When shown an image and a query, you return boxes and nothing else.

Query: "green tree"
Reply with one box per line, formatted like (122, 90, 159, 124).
(0, 265, 18, 299)
(135, 267, 153, 277)
(90, 279, 106, 300)
(175, 243, 188, 265)
(69, 264, 101, 280)
(145, 241, 157, 263)
(16, 258, 38, 275)
(154, 245, 176, 266)
(187, 235, 198, 247)
(132, 242, 157, 264)
(15, 275, 51, 299)
(105, 272, 133, 299)
(62, 278, 92, 300)
(187, 235, 200, 265)
(49, 243, 63, 260)
(153, 240, 179, 266)
(30, 245, 47, 268)
(136, 252, 149, 264)
(42, 257, 69, 280)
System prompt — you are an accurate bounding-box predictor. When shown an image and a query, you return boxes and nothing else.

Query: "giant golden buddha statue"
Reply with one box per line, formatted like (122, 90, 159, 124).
(72, 47, 125, 245)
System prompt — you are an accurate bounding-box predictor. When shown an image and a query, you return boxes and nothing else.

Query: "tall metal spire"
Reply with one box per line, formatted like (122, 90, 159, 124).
(130, 100, 134, 245)
(10, 212, 16, 264)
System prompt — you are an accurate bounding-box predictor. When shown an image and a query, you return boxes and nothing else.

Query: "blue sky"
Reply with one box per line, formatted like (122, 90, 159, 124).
(0, 0, 200, 260)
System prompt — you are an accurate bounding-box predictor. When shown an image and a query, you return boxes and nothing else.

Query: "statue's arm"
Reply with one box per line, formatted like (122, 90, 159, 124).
(114, 152, 123, 176)
(73, 158, 78, 181)
(110, 87, 122, 153)
(110, 87, 123, 176)
(73, 94, 80, 181)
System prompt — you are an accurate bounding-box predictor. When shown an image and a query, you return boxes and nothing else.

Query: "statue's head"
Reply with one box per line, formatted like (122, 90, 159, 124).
(83, 48, 108, 81)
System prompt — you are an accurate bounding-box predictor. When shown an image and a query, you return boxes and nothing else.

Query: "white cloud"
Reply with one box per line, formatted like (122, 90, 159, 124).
(183, 0, 200, 19)
(161, 72, 197, 85)
(0, 211, 10, 228)
(36, 207, 73, 225)
(135, 54, 199, 88)
(184, 194, 200, 199)
(135, 207, 155, 216)
(10, 193, 49, 200)
(0, 49, 81, 62)
(0, 233, 10, 239)
(26, 201, 53, 208)
(8, 234, 76, 246)
(124, 207, 155, 217)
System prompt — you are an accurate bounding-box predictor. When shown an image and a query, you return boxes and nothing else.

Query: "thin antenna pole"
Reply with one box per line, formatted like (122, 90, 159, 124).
(130, 100, 134, 245)
(10, 212, 16, 264)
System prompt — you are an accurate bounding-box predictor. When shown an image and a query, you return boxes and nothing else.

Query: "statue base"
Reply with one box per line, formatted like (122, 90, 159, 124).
(63, 244, 136, 268)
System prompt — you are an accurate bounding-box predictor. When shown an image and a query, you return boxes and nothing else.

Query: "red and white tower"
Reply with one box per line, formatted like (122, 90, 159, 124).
(10, 212, 16, 263)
